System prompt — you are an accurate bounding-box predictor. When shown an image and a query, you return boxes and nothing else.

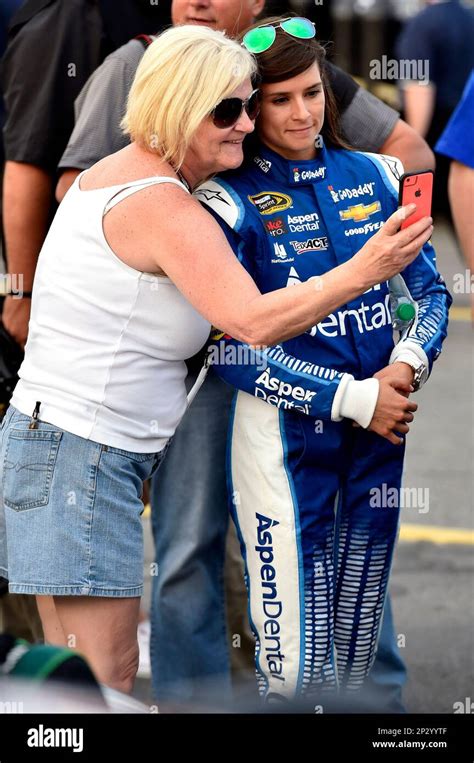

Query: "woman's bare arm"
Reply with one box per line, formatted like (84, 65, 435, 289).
(105, 184, 432, 347)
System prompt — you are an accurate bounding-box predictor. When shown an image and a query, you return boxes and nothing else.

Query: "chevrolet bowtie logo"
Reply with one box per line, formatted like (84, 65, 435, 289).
(339, 201, 381, 222)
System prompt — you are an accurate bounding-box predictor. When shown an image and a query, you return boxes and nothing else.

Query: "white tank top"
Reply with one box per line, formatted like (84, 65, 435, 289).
(11, 173, 211, 452)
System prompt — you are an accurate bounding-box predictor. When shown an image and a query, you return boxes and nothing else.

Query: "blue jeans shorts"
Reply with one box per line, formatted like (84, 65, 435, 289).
(0, 406, 165, 597)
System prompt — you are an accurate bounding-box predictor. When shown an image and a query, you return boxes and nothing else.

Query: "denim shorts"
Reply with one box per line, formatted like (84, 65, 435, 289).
(0, 406, 165, 597)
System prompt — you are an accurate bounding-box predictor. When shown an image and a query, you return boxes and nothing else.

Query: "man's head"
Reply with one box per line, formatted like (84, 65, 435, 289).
(172, 0, 266, 36)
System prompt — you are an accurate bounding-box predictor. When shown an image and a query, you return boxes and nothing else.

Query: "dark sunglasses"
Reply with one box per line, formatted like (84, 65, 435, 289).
(211, 88, 260, 129)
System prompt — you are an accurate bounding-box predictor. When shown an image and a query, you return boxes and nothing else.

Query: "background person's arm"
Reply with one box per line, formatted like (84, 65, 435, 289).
(1, 0, 103, 345)
(337, 80, 434, 171)
(2, 162, 53, 347)
(400, 82, 436, 140)
(449, 161, 474, 272)
(378, 118, 435, 172)
(56, 169, 82, 203)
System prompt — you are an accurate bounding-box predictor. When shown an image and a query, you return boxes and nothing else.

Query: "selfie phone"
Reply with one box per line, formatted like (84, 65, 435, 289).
(399, 169, 434, 230)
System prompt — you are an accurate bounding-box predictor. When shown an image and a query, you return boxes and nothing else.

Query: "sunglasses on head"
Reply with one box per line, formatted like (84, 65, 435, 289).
(242, 16, 316, 55)
(211, 87, 260, 129)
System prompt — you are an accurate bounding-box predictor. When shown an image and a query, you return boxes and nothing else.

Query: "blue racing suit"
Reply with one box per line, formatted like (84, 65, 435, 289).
(195, 142, 451, 702)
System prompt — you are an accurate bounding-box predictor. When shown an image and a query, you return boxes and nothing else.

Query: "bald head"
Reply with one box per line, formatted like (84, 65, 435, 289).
(171, 0, 266, 37)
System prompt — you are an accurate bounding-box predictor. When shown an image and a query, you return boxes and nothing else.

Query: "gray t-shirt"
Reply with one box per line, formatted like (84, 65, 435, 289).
(59, 39, 399, 171)
(340, 87, 399, 152)
(59, 39, 144, 170)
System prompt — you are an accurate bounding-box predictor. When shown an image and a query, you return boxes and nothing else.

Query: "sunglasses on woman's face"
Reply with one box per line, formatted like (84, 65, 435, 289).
(211, 88, 260, 129)
(242, 17, 316, 55)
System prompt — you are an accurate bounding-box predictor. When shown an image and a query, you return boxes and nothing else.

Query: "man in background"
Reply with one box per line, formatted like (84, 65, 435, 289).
(396, 0, 474, 217)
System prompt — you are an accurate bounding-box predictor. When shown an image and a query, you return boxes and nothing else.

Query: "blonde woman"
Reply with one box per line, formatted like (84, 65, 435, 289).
(0, 25, 432, 694)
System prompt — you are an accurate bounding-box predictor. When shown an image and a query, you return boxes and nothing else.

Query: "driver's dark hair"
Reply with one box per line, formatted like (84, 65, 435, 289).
(241, 15, 352, 150)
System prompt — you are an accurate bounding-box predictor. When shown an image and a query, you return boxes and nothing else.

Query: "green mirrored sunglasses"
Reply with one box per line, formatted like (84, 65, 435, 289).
(242, 17, 316, 55)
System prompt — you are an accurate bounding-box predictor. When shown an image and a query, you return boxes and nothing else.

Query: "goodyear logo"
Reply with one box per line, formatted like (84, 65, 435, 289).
(339, 201, 381, 223)
(248, 191, 292, 216)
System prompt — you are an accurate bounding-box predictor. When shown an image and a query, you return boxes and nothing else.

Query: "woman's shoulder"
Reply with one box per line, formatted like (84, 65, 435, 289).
(79, 146, 180, 192)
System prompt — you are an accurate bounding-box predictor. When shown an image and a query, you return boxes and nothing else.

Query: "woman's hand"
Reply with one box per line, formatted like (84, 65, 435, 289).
(354, 204, 433, 285)
(368, 376, 418, 445)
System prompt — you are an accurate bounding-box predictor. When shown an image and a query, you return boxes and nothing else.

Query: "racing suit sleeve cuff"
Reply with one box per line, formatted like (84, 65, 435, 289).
(335, 378, 380, 429)
(331, 373, 354, 422)
(389, 344, 430, 388)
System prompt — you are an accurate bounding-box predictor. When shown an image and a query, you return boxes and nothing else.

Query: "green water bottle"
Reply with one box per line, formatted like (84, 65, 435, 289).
(389, 275, 416, 329)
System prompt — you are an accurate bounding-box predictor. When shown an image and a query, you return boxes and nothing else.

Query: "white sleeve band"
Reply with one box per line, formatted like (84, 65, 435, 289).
(389, 343, 430, 388)
(330, 373, 354, 422)
(337, 378, 380, 429)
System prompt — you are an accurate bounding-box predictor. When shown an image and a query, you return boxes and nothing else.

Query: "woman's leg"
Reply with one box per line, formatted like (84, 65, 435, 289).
(36, 595, 66, 646)
(50, 595, 141, 694)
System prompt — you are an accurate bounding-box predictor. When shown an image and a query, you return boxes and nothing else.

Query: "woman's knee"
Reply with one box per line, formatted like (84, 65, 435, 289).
(101, 640, 140, 694)
(52, 595, 140, 693)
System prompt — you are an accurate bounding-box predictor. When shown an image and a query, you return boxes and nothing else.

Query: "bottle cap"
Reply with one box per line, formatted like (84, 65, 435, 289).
(396, 302, 416, 322)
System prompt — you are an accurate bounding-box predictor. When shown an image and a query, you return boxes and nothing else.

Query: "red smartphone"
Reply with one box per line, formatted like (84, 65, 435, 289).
(398, 169, 434, 230)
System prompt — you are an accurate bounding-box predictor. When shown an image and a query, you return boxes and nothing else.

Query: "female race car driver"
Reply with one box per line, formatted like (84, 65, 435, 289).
(198, 16, 451, 703)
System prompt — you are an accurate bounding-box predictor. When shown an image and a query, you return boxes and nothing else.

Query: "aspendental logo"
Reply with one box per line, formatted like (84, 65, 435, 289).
(27, 724, 84, 753)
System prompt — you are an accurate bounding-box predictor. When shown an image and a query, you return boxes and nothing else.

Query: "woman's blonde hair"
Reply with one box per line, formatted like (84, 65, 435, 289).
(121, 25, 257, 169)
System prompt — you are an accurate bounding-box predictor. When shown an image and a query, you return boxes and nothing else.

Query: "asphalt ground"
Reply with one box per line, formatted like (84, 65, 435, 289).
(391, 221, 473, 714)
(137, 220, 473, 713)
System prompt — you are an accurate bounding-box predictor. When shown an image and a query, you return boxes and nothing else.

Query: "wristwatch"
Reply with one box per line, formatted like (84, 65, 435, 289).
(411, 360, 428, 391)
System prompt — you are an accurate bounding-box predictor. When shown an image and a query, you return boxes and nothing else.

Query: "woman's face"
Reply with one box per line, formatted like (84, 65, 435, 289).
(257, 63, 325, 161)
(187, 79, 256, 181)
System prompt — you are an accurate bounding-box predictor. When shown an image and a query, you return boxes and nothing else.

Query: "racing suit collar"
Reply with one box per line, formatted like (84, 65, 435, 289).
(251, 141, 329, 187)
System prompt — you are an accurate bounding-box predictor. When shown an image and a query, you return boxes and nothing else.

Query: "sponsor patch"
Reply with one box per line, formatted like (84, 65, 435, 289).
(328, 182, 376, 203)
(264, 218, 288, 237)
(339, 201, 381, 222)
(344, 220, 384, 237)
(271, 242, 294, 264)
(210, 328, 231, 341)
(255, 368, 316, 414)
(287, 212, 320, 233)
(306, 293, 391, 337)
(292, 166, 326, 183)
(290, 237, 328, 253)
(253, 155, 272, 174)
(249, 191, 293, 215)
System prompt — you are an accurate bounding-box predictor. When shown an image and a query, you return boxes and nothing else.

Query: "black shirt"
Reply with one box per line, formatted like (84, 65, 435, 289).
(326, 60, 359, 114)
(1, 0, 105, 171)
(1, 0, 171, 172)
